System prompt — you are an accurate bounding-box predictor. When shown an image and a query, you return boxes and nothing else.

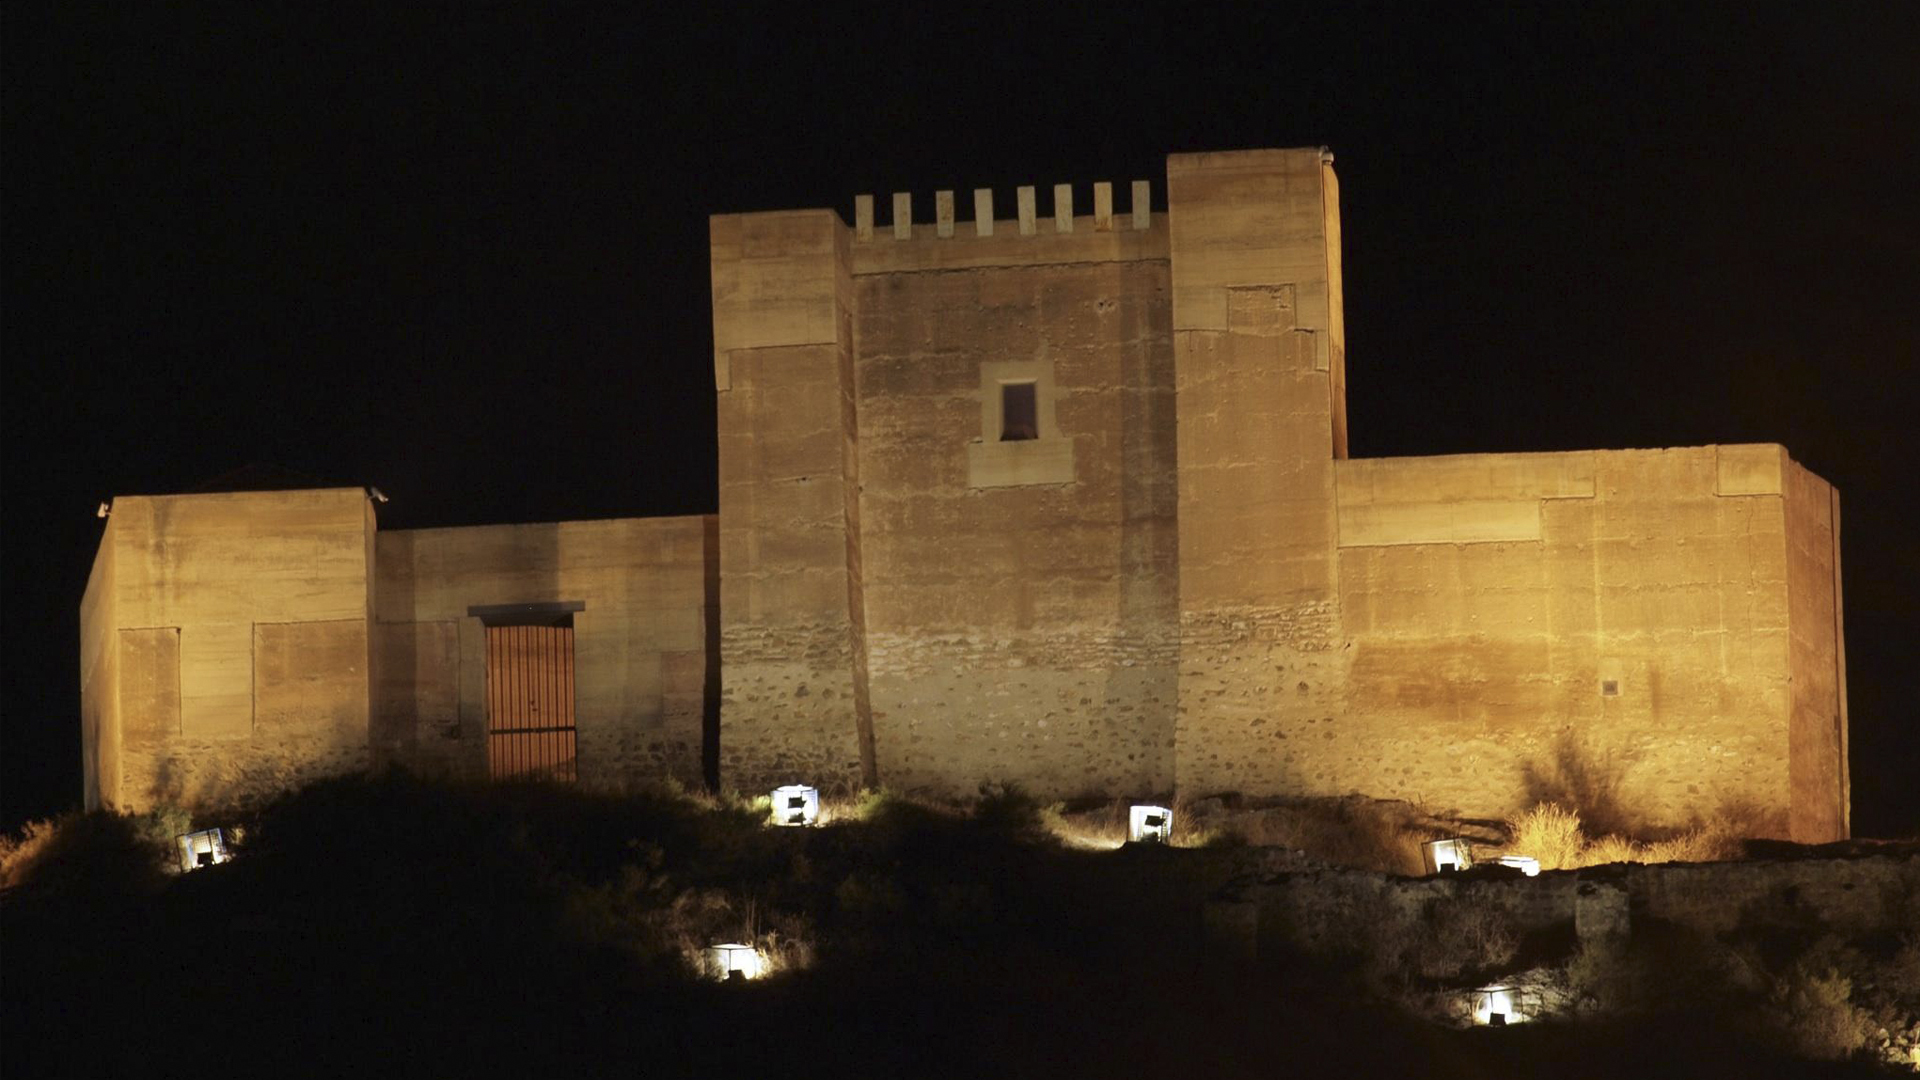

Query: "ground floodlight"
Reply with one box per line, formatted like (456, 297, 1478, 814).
(1129, 804, 1173, 844)
(770, 784, 819, 827)
(1470, 985, 1526, 1026)
(708, 942, 764, 981)
(176, 828, 230, 873)
(1492, 854, 1541, 877)
(1421, 837, 1474, 874)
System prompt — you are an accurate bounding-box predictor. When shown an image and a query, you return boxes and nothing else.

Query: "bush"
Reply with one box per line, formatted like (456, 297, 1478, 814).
(1506, 803, 1585, 870)
(0, 811, 169, 897)
(0, 818, 62, 889)
(1502, 802, 1744, 869)
(1412, 898, 1518, 979)
(972, 783, 1045, 837)
(1644, 823, 1742, 864)
(1764, 962, 1871, 1061)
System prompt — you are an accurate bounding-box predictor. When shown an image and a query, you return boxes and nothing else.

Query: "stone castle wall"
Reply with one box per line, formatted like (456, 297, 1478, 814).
(711, 211, 870, 794)
(1219, 851, 1920, 962)
(1304, 446, 1799, 834)
(373, 515, 713, 791)
(81, 489, 375, 812)
(706, 146, 1846, 837)
(1169, 149, 1349, 800)
(81, 147, 1847, 839)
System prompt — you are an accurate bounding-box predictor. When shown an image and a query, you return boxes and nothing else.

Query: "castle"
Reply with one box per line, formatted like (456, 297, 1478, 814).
(79, 148, 1850, 841)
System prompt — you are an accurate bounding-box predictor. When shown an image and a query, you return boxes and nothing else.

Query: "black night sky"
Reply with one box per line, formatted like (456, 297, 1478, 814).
(6, 5, 1917, 834)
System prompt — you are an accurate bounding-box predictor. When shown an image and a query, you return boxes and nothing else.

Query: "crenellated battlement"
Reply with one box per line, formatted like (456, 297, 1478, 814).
(852, 179, 1154, 241)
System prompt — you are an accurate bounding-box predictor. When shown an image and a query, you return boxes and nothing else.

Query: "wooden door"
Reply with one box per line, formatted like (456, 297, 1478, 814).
(485, 624, 578, 781)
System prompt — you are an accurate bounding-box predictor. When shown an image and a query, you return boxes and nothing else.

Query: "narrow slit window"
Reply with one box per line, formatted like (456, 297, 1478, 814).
(1000, 381, 1038, 441)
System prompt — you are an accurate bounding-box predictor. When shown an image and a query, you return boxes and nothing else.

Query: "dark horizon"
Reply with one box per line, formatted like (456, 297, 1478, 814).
(6, 5, 1917, 833)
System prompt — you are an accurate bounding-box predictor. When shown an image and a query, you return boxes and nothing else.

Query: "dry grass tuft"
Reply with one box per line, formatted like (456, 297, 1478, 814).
(1578, 834, 1642, 866)
(1501, 802, 1748, 869)
(1506, 803, 1586, 870)
(1644, 822, 1743, 864)
(0, 817, 63, 889)
(1041, 801, 1130, 849)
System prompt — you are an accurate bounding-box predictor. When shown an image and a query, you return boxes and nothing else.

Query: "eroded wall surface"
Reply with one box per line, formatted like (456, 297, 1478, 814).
(852, 200, 1179, 797)
(86, 489, 375, 812)
(374, 515, 713, 790)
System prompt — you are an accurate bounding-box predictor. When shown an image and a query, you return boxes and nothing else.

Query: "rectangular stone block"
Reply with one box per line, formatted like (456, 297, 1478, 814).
(935, 190, 954, 237)
(1053, 183, 1073, 233)
(119, 626, 180, 744)
(1716, 443, 1785, 496)
(180, 622, 253, 738)
(973, 188, 993, 236)
(1339, 499, 1544, 546)
(255, 619, 367, 737)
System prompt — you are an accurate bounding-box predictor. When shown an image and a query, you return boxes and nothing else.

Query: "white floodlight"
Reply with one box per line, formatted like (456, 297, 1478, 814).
(708, 942, 764, 981)
(1470, 984, 1526, 1026)
(770, 784, 819, 827)
(1492, 854, 1541, 877)
(176, 828, 230, 873)
(1421, 837, 1474, 874)
(1129, 804, 1173, 844)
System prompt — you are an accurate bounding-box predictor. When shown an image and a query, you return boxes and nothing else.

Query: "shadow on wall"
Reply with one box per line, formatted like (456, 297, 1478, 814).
(1520, 731, 1642, 839)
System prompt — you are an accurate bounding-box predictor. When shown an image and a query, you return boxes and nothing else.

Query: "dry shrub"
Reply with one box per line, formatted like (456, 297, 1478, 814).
(1580, 834, 1642, 867)
(1505, 803, 1586, 870)
(567, 868, 816, 980)
(1644, 822, 1743, 864)
(1521, 731, 1640, 837)
(0, 817, 62, 889)
(972, 783, 1047, 836)
(1764, 962, 1872, 1061)
(1502, 802, 1744, 869)
(1040, 801, 1129, 849)
(1413, 898, 1519, 979)
(1224, 801, 1426, 874)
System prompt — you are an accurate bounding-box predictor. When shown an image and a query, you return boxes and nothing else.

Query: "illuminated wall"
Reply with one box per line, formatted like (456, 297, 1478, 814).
(848, 197, 1179, 797)
(708, 146, 1848, 839)
(80, 147, 1848, 840)
(79, 488, 376, 812)
(79, 493, 717, 811)
(373, 515, 714, 790)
